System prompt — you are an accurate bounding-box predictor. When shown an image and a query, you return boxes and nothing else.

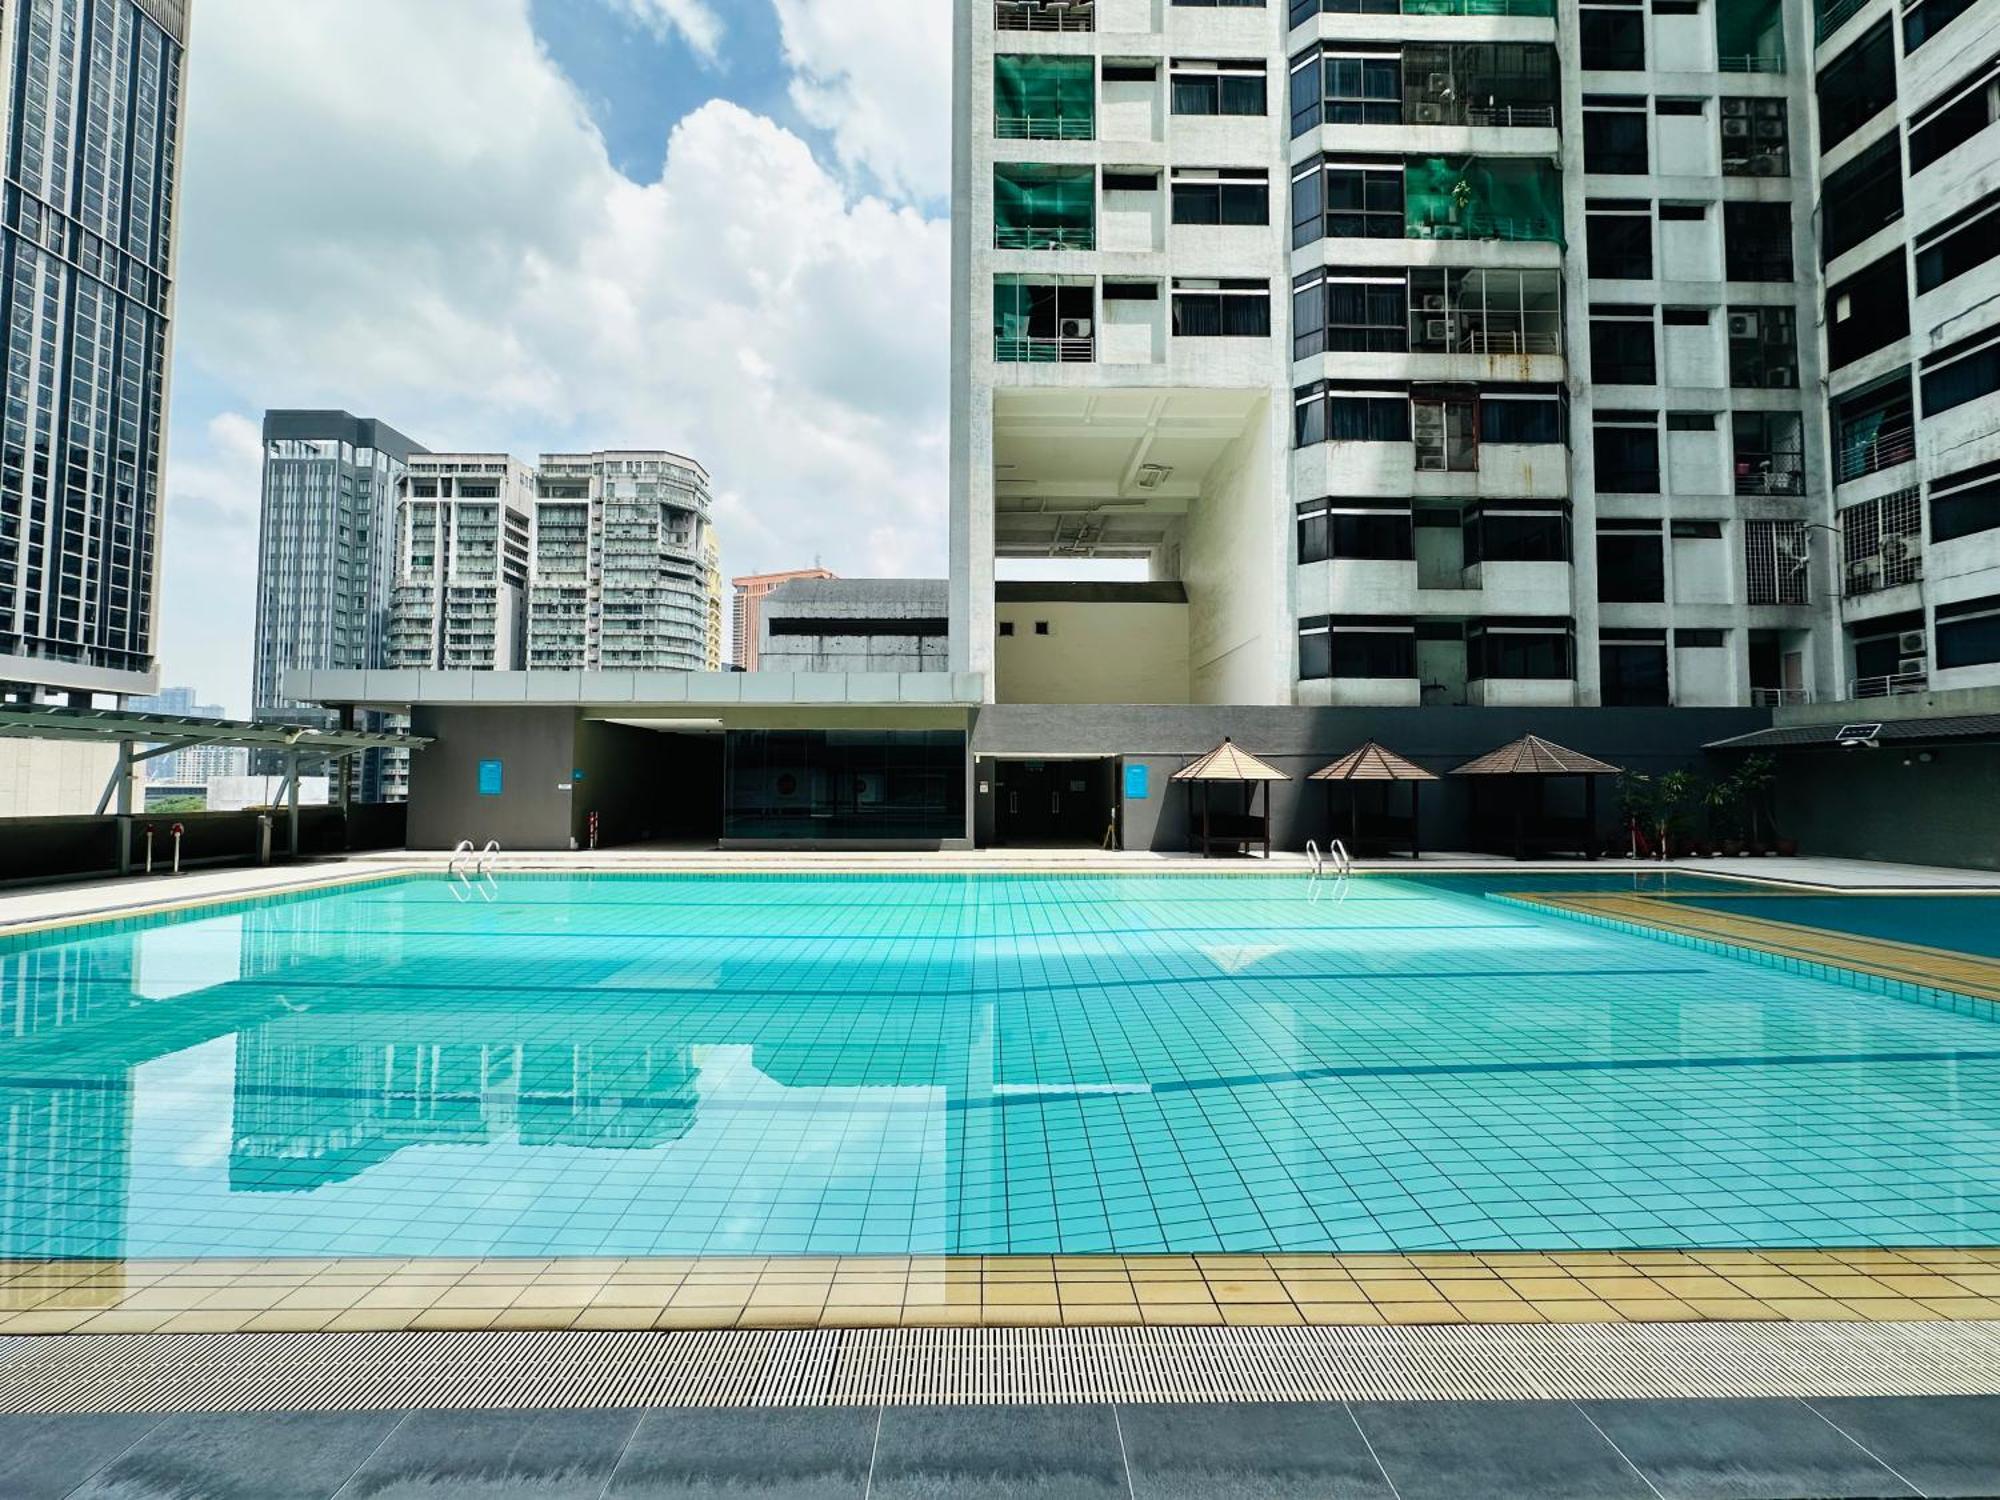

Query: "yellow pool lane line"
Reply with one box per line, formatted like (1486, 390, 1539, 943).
(1519, 892, 2000, 1004)
(3, 1249, 2000, 1336)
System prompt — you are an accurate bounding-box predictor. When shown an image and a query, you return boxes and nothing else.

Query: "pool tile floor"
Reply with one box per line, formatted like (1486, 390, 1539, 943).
(5, 1248, 2000, 1335)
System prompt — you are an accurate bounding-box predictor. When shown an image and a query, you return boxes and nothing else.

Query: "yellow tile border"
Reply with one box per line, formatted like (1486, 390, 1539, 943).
(1518, 891, 2000, 1003)
(4, 1250, 2000, 1335)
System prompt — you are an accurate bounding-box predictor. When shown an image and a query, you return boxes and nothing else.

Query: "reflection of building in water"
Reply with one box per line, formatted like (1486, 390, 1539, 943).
(0, 1082, 130, 1259)
(230, 1035, 698, 1191)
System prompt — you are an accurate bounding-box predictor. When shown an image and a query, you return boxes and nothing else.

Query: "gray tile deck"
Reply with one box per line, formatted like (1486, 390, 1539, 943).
(3, 1398, 1999, 1499)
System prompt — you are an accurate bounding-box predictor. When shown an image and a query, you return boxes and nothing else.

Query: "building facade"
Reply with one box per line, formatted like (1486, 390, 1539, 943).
(387, 455, 536, 676)
(757, 578, 951, 673)
(0, 0, 190, 703)
(527, 451, 719, 674)
(732, 568, 837, 670)
(951, 0, 2000, 714)
(252, 412, 426, 728)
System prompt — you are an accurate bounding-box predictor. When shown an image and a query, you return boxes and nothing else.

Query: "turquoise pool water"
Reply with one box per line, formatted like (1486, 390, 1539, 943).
(1671, 892, 2000, 960)
(3, 872, 1998, 1259)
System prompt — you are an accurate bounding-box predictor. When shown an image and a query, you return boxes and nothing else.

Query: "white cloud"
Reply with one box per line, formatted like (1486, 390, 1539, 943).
(772, 0, 953, 201)
(606, 0, 726, 60)
(159, 0, 948, 709)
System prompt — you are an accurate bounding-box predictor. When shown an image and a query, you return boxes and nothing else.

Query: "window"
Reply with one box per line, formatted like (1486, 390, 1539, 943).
(1921, 328, 2000, 417)
(994, 56, 1095, 140)
(1937, 594, 2000, 668)
(1931, 461, 2000, 543)
(1297, 500, 1415, 563)
(1414, 392, 1477, 470)
(1744, 519, 1811, 604)
(1594, 413, 1661, 492)
(1171, 168, 1269, 225)
(1724, 202, 1792, 281)
(1906, 0, 1980, 52)
(993, 276, 1096, 361)
(1293, 269, 1405, 357)
(1289, 46, 1399, 135)
(1469, 621, 1575, 680)
(1466, 505, 1571, 564)
(1911, 58, 2000, 172)
(1409, 267, 1563, 355)
(1826, 251, 1909, 370)
(1587, 201, 1653, 279)
(1816, 19, 1895, 148)
(1721, 97, 1789, 176)
(1916, 188, 2000, 294)
(1299, 617, 1416, 679)
(1821, 134, 1903, 264)
(1173, 279, 1271, 336)
(994, 163, 1096, 250)
(1661, 306, 1710, 326)
(1672, 520, 1724, 538)
(1601, 635, 1670, 705)
(1832, 369, 1916, 481)
(1035, 621, 1051, 635)
(998, 621, 1016, 637)
(1667, 412, 1717, 431)
(1591, 306, 1657, 382)
(1293, 157, 1405, 246)
(1294, 383, 1411, 446)
(1839, 486, 1923, 594)
(1479, 391, 1565, 444)
(1171, 60, 1267, 115)
(1580, 1, 1645, 69)
(1584, 100, 1649, 173)
(1598, 522, 1665, 602)
(1727, 306, 1798, 388)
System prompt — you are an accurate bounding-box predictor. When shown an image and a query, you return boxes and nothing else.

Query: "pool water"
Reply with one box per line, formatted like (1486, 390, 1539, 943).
(1670, 892, 2000, 960)
(3, 872, 1999, 1259)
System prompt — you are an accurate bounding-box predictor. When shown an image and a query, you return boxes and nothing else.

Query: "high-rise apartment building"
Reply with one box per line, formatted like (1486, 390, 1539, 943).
(0, 0, 189, 703)
(527, 451, 719, 673)
(951, 0, 2000, 712)
(253, 412, 426, 722)
(387, 456, 535, 673)
(732, 568, 837, 670)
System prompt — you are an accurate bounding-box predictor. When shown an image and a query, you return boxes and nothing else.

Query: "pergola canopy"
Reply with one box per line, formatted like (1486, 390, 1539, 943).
(1310, 740, 1438, 783)
(1451, 734, 1620, 777)
(0, 703, 428, 756)
(1172, 739, 1292, 783)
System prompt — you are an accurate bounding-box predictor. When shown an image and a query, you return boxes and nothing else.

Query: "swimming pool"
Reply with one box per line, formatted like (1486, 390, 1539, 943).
(3, 871, 1998, 1260)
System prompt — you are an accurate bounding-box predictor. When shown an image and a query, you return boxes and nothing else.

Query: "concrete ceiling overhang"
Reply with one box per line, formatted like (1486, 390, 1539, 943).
(992, 388, 1268, 559)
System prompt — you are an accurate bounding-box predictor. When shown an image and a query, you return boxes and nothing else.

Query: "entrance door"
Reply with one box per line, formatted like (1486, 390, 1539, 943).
(996, 760, 1113, 846)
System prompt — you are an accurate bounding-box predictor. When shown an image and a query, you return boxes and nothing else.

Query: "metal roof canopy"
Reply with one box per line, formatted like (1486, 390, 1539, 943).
(0, 704, 429, 756)
(1706, 713, 2000, 753)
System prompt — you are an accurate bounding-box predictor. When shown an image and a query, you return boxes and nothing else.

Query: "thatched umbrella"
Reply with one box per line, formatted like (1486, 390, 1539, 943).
(1172, 738, 1291, 859)
(1309, 740, 1438, 858)
(1450, 734, 1622, 860)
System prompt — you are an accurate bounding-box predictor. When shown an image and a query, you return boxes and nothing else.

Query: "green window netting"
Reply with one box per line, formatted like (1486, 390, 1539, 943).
(995, 166, 1096, 250)
(995, 56, 1094, 140)
(1404, 0, 1554, 13)
(1717, 0, 1786, 69)
(1405, 157, 1564, 246)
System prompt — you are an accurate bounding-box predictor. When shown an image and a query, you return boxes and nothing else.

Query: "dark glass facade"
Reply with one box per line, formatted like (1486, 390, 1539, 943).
(0, 0, 185, 692)
(724, 730, 968, 842)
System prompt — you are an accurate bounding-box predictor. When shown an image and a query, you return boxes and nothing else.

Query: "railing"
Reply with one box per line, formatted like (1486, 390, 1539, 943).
(996, 336, 1094, 363)
(996, 0, 1094, 31)
(1461, 104, 1558, 129)
(994, 225, 1096, 251)
(1751, 687, 1812, 707)
(994, 115, 1094, 142)
(1842, 553, 1922, 597)
(1416, 443, 1479, 472)
(1416, 315, 1562, 357)
(1718, 53, 1787, 73)
(1292, 0, 1554, 19)
(1734, 454, 1806, 497)
(1836, 422, 1917, 484)
(1816, 0, 1870, 40)
(1850, 670, 1929, 699)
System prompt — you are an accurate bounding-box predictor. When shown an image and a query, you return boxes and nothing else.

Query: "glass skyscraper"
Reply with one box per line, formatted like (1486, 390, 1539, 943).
(0, 0, 188, 702)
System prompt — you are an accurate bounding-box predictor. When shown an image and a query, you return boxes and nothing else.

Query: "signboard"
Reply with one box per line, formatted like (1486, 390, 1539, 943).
(477, 760, 504, 797)
(1124, 763, 1150, 801)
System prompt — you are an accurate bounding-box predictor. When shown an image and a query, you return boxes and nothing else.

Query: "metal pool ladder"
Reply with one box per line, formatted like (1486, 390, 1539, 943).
(1306, 840, 1352, 878)
(447, 840, 501, 902)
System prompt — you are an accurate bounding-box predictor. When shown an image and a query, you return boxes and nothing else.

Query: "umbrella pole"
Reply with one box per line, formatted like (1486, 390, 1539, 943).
(1586, 775, 1599, 861)
(1411, 782, 1421, 860)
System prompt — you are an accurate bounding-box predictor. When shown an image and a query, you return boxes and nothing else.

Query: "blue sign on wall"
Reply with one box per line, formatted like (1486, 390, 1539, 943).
(1124, 763, 1150, 801)
(477, 760, 504, 797)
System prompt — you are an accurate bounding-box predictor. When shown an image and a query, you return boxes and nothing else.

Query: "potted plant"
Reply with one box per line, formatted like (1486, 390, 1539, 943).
(1656, 769, 1701, 860)
(1615, 772, 1659, 859)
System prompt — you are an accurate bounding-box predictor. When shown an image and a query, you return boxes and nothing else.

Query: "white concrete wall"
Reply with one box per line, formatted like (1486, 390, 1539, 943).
(995, 602, 1190, 703)
(1185, 403, 1289, 705)
(0, 740, 118, 816)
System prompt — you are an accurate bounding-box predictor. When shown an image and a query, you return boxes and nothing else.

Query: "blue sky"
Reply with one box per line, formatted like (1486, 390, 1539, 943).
(156, 0, 952, 715)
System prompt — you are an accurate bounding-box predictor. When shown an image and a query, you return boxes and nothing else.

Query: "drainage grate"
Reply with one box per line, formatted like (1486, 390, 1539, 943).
(3, 1322, 1999, 1414)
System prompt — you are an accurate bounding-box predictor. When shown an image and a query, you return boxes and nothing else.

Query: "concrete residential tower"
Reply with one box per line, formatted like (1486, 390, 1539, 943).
(953, 0, 2000, 711)
(0, 0, 190, 703)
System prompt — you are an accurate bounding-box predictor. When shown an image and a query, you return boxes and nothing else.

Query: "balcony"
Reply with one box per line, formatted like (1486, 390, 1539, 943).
(1850, 670, 1929, 698)
(1750, 686, 1811, 707)
(1290, 0, 1554, 19)
(1733, 450, 1806, 497)
(995, 0, 1093, 31)
(995, 164, 1094, 252)
(1835, 419, 1916, 484)
(995, 57, 1094, 142)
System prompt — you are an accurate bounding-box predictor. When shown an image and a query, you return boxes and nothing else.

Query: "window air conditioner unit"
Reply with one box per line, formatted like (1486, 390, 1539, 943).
(1058, 317, 1094, 339)
(1727, 312, 1758, 338)
(1880, 535, 1912, 563)
(1425, 318, 1451, 341)
(1899, 629, 1927, 655)
(1767, 365, 1797, 387)
(1722, 117, 1750, 137)
(1756, 119, 1785, 139)
(1422, 293, 1448, 312)
(1412, 103, 1445, 124)
(1900, 657, 1928, 676)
